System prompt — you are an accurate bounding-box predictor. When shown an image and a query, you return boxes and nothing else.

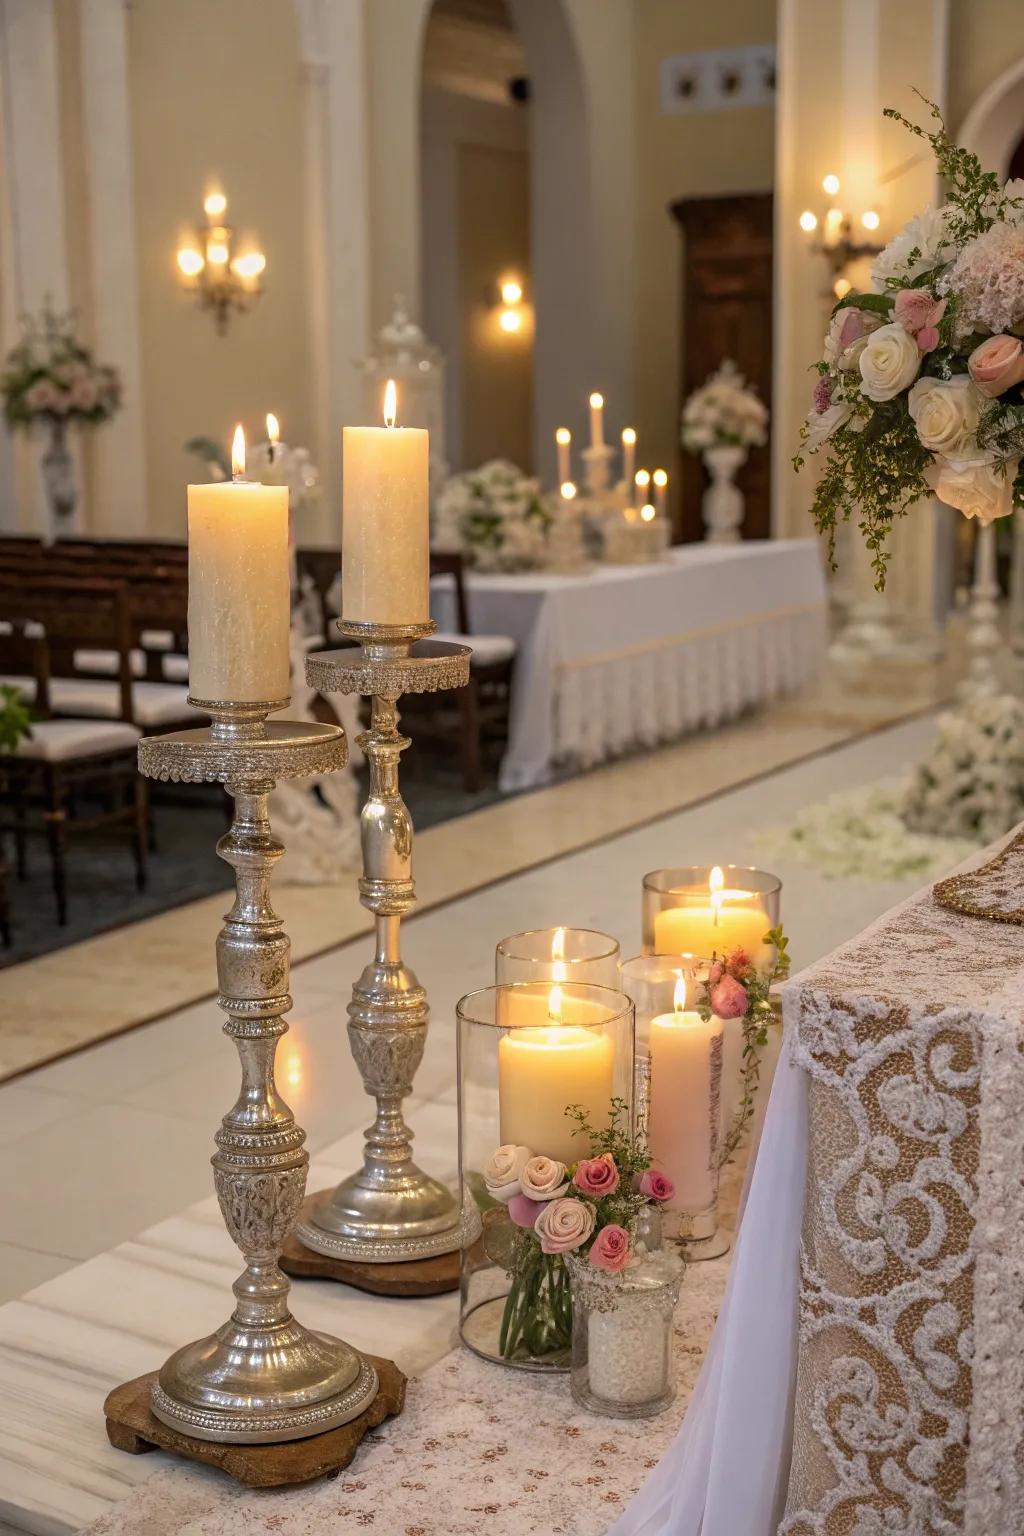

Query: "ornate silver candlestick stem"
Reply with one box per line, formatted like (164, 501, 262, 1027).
(296, 619, 481, 1263)
(138, 698, 378, 1443)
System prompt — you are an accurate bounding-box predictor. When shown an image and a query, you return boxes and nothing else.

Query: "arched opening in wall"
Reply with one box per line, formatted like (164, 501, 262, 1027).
(419, 0, 533, 476)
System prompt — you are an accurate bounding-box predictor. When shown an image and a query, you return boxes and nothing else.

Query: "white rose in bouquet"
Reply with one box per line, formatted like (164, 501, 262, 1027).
(858, 323, 921, 402)
(929, 457, 1018, 525)
(907, 376, 983, 457)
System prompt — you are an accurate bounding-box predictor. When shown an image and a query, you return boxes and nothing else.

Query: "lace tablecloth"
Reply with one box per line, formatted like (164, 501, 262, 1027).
(431, 540, 828, 791)
(613, 832, 1023, 1536)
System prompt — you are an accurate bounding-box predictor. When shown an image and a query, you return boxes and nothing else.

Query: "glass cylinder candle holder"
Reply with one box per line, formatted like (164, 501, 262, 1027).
(567, 1247, 684, 1418)
(495, 927, 620, 988)
(457, 981, 635, 1372)
(642, 866, 781, 963)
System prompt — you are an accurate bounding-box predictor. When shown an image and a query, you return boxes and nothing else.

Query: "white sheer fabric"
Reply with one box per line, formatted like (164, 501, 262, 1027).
(431, 541, 828, 792)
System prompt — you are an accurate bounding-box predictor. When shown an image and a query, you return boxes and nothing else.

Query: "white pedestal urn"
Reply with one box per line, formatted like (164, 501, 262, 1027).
(701, 445, 746, 543)
(40, 416, 77, 536)
(961, 521, 1001, 700)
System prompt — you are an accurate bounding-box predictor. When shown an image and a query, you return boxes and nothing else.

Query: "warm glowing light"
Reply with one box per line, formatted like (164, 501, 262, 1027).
(622, 427, 636, 447)
(284, 1051, 302, 1089)
(556, 427, 571, 446)
(232, 251, 266, 280)
(176, 247, 204, 277)
(266, 412, 280, 445)
(548, 983, 563, 1022)
(560, 481, 577, 500)
(552, 927, 566, 961)
(635, 469, 650, 491)
(204, 190, 227, 219)
(709, 865, 724, 921)
(500, 279, 523, 305)
(833, 276, 853, 300)
(825, 207, 843, 230)
(822, 173, 840, 197)
(499, 307, 522, 333)
(799, 210, 818, 233)
(623, 506, 639, 524)
(653, 468, 668, 489)
(589, 392, 604, 410)
(551, 926, 568, 984)
(383, 379, 397, 428)
(206, 238, 230, 267)
(640, 503, 656, 523)
(861, 209, 880, 232)
(673, 973, 687, 1013)
(231, 424, 246, 479)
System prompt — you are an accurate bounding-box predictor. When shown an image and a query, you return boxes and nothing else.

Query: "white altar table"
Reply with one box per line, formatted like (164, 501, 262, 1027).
(432, 540, 828, 791)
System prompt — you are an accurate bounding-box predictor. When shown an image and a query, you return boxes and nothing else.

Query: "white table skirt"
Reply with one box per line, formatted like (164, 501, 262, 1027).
(432, 540, 829, 792)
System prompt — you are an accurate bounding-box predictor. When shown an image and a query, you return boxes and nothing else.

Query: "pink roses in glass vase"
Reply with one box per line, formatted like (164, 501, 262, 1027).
(481, 1100, 675, 1365)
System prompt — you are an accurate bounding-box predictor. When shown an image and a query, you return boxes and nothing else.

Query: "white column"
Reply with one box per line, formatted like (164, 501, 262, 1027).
(0, 0, 71, 533)
(79, 0, 147, 536)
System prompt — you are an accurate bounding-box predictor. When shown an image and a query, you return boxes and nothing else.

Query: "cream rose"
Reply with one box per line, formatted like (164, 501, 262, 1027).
(519, 1155, 569, 1201)
(533, 1196, 595, 1254)
(483, 1144, 531, 1204)
(932, 457, 1019, 525)
(858, 322, 921, 402)
(968, 334, 1024, 398)
(908, 375, 983, 457)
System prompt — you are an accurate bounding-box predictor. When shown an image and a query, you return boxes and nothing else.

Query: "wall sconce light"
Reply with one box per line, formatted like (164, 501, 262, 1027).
(176, 187, 266, 336)
(493, 275, 527, 335)
(798, 174, 883, 298)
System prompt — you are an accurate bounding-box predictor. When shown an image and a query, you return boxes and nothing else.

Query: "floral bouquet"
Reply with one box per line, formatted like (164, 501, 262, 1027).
(696, 926, 789, 1166)
(433, 459, 553, 571)
(1, 305, 121, 430)
(681, 359, 769, 455)
(798, 96, 1024, 587)
(482, 1100, 674, 1363)
(903, 692, 1024, 842)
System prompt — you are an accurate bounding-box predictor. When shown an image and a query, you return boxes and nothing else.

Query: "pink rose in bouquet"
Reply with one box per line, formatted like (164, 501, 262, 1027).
(572, 1152, 620, 1197)
(638, 1169, 675, 1202)
(507, 1192, 540, 1228)
(709, 973, 748, 1019)
(589, 1224, 631, 1273)
(534, 1196, 595, 1254)
(968, 334, 1024, 398)
(519, 1155, 569, 1201)
(893, 289, 946, 353)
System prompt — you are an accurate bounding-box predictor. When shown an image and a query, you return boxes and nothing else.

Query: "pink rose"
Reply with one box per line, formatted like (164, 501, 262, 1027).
(709, 973, 748, 1019)
(893, 289, 947, 347)
(638, 1170, 675, 1202)
(519, 1155, 569, 1201)
(968, 334, 1024, 398)
(589, 1224, 631, 1273)
(507, 1192, 540, 1228)
(573, 1153, 620, 1198)
(534, 1196, 595, 1254)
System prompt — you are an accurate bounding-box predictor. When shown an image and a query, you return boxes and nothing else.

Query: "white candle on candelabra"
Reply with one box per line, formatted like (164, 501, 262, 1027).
(556, 427, 571, 485)
(634, 469, 650, 509)
(653, 468, 668, 517)
(622, 427, 636, 488)
(498, 984, 615, 1163)
(589, 392, 605, 449)
(187, 424, 290, 704)
(342, 378, 429, 626)
(560, 481, 577, 507)
(648, 977, 722, 1215)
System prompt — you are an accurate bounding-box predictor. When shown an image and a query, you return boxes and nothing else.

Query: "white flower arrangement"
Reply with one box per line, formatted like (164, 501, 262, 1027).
(433, 459, 552, 572)
(681, 359, 768, 455)
(903, 693, 1024, 843)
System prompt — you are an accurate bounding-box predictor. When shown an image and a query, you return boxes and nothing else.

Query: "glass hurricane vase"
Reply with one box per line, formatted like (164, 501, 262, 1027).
(567, 1247, 684, 1418)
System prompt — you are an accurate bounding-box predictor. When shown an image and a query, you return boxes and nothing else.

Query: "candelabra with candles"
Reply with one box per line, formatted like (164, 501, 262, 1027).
(798, 172, 883, 300)
(175, 188, 266, 335)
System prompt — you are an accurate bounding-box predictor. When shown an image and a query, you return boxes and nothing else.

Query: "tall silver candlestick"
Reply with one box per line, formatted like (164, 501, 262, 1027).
(296, 619, 481, 1262)
(138, 699, 379, 1442)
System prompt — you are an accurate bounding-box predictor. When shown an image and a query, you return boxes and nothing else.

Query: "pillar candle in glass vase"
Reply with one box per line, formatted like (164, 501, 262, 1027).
(647, 979, 722, 1216)
(342, 379, 429, 627)
(498, 985, 615, 1163)
(187, 425, 290, 703)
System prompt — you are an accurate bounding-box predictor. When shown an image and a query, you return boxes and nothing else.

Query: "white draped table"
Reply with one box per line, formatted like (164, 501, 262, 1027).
(432, 540, 828, 791)
(612, 831, 1024, 1536)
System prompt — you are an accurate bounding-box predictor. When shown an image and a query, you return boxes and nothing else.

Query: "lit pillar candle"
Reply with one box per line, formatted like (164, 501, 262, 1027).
(498, 985, 615, 1162)
(342, 379, 429, 626)
(648, 979, 722, 1214)
(556, 427, 571, 485)
(560, 480, 577, 508)
(653, 468, 668, 517)
(653, 867, 768, 959)
(634, 469, 650, 509)
(622, 427, 636, 488)
(187, 425, 290, 703)
(589, 392, 605, 449)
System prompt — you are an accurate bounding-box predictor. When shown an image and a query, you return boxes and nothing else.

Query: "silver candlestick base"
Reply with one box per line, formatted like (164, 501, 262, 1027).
(137, 697, 379, 1443)
(296, 620, 482, 1264)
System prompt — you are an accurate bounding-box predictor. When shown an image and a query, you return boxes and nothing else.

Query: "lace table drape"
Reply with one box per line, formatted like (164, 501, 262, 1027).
(431, 540, 828, 792)
(612, 832, 1024, 1536)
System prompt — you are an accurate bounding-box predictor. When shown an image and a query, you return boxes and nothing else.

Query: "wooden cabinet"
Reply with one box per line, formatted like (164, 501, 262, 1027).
(670, 193, 773, 542)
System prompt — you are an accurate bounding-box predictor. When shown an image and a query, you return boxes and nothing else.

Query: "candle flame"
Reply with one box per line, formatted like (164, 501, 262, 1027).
(635, 469, 650, 489)
(548, 983, 563, 1022)
(622, 427, 636, 446)
(560, 480, 577, 500)
(266, 412, 280, 445)
(231, 423, 245, 478)
(653, 468, 668, 488)
(552, 927, 566, 960)
(710, 865, 724, 923)
(674, 973, 687, 1013)
(556, 427, 571, 445)
(384, 378, 397, 428)
(589, 392, 603, 410)
(640, 503, 656, 523)
(204, 189, 227, 219)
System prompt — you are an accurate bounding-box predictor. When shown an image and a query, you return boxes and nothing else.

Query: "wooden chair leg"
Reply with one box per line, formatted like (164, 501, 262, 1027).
(13, 800, 27, 880)
(460, 677, 483, 794)
(43, 767, 69, 926)
(132, 775, 149, 893)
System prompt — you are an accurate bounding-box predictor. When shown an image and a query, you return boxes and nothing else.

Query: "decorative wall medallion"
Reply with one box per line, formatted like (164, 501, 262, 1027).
(660, 45, 776, 115)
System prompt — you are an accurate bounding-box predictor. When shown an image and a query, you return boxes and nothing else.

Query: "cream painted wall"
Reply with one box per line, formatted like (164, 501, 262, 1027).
(948, 0, 1024, 132)
(127, 0, 311, 536)
(633, 0, 776, 527)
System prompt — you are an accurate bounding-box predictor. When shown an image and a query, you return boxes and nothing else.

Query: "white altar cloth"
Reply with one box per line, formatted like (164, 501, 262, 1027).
(432, 540, 828, 791)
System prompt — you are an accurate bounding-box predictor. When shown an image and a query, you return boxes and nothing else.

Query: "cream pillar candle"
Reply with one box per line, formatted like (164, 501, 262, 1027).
(342, 379, 429, 626)
(498, 990, 615, 1163)
(622, 428, 636, 488)
(653, 868, 768, 959)
(653, 468, 668, 517)
(589, 392, 605, 449)
(647, 989, 722, 1215)
(556, 427, 571, 485)
(187, 425, 290, 703)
